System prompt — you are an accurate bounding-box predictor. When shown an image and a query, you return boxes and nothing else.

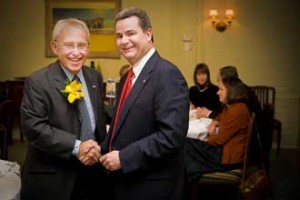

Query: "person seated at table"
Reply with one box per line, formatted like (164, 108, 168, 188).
(189, 63, 222, 119)
(218, 66, 263, 167)
(184, 76, 251, 183)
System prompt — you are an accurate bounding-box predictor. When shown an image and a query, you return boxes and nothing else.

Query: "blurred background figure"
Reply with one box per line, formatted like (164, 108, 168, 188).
(104, 64, 131, 124)
(189, 63, 222, 119)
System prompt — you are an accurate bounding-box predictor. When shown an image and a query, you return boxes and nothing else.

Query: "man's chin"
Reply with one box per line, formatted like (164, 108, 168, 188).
(65, 64, 83, 73)
(122, 50, 134, 57)
(122, 54, 135, 62)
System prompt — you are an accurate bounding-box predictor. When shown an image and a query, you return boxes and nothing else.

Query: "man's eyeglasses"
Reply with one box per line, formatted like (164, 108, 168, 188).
(55, 41, 89, 52)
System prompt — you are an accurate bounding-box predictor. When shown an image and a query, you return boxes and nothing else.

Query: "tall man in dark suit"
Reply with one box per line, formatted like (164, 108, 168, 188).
(20, 18, 109, 200)
(100, 7, 190, 200)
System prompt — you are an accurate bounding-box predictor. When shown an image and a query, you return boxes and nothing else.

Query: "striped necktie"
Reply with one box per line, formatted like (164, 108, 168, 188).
(73, 75, 94, 141)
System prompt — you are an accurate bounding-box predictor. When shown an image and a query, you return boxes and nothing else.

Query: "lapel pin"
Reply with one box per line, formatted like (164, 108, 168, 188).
(92, 85, 97, 88)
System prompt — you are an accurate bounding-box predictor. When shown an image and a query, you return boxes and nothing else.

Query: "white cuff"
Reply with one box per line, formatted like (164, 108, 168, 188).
(72, 140, 81, 156)
(207, 110, 212, 117)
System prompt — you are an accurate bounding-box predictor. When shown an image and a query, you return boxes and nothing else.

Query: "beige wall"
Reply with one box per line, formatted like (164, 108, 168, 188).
(1, 0, 299, 148)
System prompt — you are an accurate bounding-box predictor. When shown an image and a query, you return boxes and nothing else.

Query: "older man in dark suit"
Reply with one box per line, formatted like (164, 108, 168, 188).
(100, 7, 190, 200)
(20, 18, 109, 200)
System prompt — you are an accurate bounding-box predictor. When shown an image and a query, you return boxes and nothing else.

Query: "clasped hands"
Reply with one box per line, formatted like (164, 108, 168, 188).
(77, 140, 121, 171)
(77, 140, 101, 166)
(195, 107, 210, 118)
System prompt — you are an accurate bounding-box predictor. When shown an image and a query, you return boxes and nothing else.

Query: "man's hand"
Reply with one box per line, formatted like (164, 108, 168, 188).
(100, 150, 121, 171)
(77, 140, 101, 166)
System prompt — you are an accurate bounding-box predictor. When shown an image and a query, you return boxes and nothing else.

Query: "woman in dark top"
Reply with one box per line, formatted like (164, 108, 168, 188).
(189, 63, 222, 119)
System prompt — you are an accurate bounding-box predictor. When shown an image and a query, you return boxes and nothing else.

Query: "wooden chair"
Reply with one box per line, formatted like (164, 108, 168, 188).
(190, 114, 255, 200)
(250, 86, 281, 155)
(0, 81, 7, 102)
(240, 119, 273, 200)
(0, 124, 8, 160)
(6, 80, 25, 142)
(0, 100, 15, 145)
(6, 80, 24, 117)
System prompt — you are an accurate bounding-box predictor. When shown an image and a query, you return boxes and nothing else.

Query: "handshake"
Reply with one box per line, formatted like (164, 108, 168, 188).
(77, 140, 121, 171)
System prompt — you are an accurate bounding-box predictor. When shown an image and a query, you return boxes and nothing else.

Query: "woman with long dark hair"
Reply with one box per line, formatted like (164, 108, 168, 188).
(189, 63, 222, 119)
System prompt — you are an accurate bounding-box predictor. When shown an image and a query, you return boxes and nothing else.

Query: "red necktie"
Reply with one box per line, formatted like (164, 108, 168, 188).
(109, 68, 133, 151)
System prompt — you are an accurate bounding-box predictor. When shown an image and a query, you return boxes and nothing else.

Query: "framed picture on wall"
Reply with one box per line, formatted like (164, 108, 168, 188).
(45, 0, 121, 58)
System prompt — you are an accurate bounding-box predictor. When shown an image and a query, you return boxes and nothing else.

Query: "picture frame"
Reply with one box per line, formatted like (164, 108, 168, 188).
(45, 0, 121, 58)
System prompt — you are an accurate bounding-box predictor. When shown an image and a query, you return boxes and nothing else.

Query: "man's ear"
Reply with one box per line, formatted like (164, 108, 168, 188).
(50, 41, 58, 55)
(145, 28, 153, 42)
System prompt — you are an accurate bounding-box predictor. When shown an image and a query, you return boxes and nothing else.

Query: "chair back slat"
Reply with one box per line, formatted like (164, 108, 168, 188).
(250, 86, 276, 111)
(0, 100, 15, 145)
(0, 124, 8, 159)
(240, 114, 255, 191)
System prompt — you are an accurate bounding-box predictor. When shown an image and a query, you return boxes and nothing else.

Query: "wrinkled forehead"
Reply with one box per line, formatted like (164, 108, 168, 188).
(57, 28, 89, 42)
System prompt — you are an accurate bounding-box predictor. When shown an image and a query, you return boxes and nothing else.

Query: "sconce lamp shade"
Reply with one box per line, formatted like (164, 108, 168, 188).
(225, 9, 234, 17)
(209, 9, 218, 17)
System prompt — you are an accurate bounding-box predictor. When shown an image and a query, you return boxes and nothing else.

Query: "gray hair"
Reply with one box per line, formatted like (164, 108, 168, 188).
(52, 18, 90, 41)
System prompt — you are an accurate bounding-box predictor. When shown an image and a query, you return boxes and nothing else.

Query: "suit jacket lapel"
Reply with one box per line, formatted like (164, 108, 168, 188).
(50, 60, 79, 120)
(82, 67, 99, 122)
(113, 52, 159, 137)
(51, 60, 70, 102)
(51, 60, 68, 87)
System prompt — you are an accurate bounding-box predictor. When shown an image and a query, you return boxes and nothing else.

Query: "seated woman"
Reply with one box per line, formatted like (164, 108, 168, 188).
(184, 75, 251, 183)
(218, 66, 263, 167)
(189, 63, 222, 119)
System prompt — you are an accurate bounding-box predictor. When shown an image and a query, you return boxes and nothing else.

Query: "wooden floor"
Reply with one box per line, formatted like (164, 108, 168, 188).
(7, 122, 300, 200)
(269, 148, 300, 200)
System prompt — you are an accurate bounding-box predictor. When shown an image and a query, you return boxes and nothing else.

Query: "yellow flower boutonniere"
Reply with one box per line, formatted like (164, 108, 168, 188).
(61, 79, 85, 104)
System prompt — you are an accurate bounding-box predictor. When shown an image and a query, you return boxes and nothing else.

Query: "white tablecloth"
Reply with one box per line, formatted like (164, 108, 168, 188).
(0, 160, 21, 200)
(186, 118, 212, 141)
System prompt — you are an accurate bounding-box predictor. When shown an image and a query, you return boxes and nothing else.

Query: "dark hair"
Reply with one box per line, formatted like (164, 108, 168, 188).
(222, 78, 249, 105)
(115, 7, 154, 42)
(193, 63, 212, 90)
(115, 7, 152, 30)
(219, 66, 239, 82)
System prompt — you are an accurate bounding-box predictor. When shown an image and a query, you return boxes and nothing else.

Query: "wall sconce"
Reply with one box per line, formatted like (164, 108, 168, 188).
(209, 9, 234, 32)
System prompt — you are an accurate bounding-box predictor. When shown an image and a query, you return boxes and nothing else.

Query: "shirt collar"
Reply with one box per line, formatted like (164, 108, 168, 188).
(60, 62, 84, 81)
(132, 47, 155, 78)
